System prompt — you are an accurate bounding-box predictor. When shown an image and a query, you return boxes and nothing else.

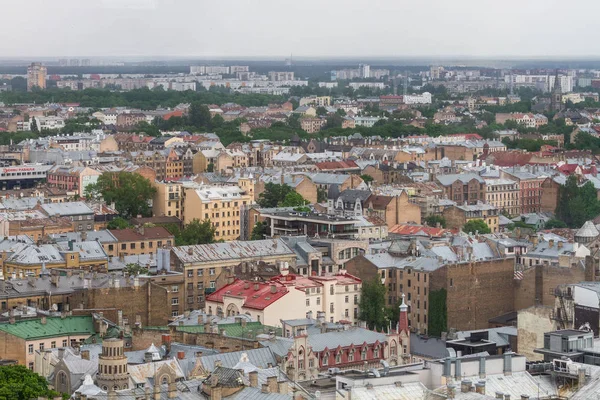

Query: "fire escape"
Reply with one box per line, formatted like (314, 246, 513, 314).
(551, 287, 573, 330)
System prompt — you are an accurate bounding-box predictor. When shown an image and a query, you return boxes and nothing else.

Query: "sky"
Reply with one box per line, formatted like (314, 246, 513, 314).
(2, 0, 600, 59)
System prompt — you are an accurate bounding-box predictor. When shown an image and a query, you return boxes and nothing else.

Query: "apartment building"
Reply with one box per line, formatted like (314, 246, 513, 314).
(181, 183, 253, 241)
(443, 203, 500, 233)
(47, 166, 102, 197)
(205, 271, 362, 326)
(152, 181, 182, 218)
(435, 174, 486, 205)
(484, 178, 520, 217)
(27, 62, 47, 91)
(300, 118, 326, 134)
(170, 239, 296, 310)
(500, 167, 548, 214)
(108, 226, 174, 257)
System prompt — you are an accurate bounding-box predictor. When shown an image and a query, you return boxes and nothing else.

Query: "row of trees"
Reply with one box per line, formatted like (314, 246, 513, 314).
(555, 175, 600, 228)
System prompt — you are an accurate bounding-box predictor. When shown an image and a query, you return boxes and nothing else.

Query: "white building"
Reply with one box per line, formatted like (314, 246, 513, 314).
(403, 92, 432, 104)
(349, 82, 385, 90)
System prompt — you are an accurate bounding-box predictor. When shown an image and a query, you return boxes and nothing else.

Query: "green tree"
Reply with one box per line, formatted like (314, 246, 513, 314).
(87, 172, 156, 219)
(462, 219, 491, 234)
(0, 365, 64, 400)
(30, 117, 38, 133)
(176, 219, 216, 245)
(317, 187, 328, 203)
(250, 221, 268, 240)
(211, 114, 225, 129)
(257, 183, 293, 208)
(425, 215, 446, 228)
(316, 106, 328, 116)
(107, 217, 132, 230)
(325, 114, 343, 129)
(358, 278, 387, 330)
(124, 263, 148, 276)
(556, 175, 600, 227)
(360, 174, 374, 184)
(188, 102, 212, 129)
(429, 289, 447, 337)
(280, 191, 308, 207)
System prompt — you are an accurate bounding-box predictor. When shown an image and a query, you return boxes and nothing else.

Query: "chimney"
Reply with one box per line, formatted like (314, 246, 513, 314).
(168, 382, 177, 399)
(504, 395, 511, 400)
(475, 381, 486, 395)
(154, 383, 161, 400)
(447, 385, 456, 399)
(81, 349, 90, 360)
(479, 356, 486, 378)
(261, 384, 270, 394)
(270, 284, 277, 294)
(455, 359, 462, 380)
(177, 351, 185, 360)
(187, 247, 193, 255)
(249, 371, 258, 388)
(460, 380, 471, 393)
(254, 283, 260, 291)
(210, 386, 222, 400)
(214, 360, 222, 368)
(134, 277, 140, 287)
(558, 241, 563, 249)
(496, 393, 504, 399)
(41, 316, 47, 325)
(549, 239, 554, 248)
(267, 376, 278, 393)
(145, 386, 151, 400)
(58, 348, 65, 359)
(162, 333, 172, 352)
(278, 381, 288, 395)
(520, 396, 530, 400)
(144, 352, 153, 363)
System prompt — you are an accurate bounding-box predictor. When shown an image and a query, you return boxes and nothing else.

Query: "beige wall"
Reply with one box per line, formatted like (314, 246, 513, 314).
(517, 306, 555, 361)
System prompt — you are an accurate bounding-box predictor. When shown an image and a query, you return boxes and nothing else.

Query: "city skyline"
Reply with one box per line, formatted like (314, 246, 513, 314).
(3, 0, 600, 58)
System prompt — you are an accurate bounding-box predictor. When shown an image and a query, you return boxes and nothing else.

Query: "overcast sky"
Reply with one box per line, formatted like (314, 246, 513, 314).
(2, 0, 599, 58)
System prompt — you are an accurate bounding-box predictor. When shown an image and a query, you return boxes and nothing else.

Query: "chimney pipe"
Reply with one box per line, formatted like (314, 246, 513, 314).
(249, 371, 258, 388)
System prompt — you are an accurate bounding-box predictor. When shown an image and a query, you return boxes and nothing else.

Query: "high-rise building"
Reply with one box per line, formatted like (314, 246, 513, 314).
(359, 63, 370, 78)
(27, 62, 47, 91)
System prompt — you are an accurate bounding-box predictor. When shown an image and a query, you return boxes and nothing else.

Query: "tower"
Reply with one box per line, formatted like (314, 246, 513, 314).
(551, 69, 563, 112)
(398, 293, 409, 333)
(27, 62, 47, 91)
(96, 338, 129, 391)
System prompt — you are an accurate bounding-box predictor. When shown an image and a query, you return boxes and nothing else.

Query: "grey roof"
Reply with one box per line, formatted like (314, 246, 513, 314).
(454, 326, 517, 348)
(51, 230, 118, 243)
(258, 337, 294, 358)
(172, 239, 294, 265)
(336, 189, 372, 203)
(436, 173, 484, 186)
(306, 326, 388, 352)
(410, 333, 447, 359)
(41, 202, 94, 216)
(56, 241, 108, 261)
(305, 172, 350, 185)
(576, 221, 600, 238)
(198, 348, 278, 373)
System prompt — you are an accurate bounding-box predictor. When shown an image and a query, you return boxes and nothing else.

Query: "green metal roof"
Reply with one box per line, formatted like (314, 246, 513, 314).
(176, 322, 281, 340)
(0, 316, 96, 340)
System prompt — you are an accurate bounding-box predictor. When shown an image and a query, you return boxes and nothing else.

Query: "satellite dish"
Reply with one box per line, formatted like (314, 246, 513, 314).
(51, 304, 58, 311)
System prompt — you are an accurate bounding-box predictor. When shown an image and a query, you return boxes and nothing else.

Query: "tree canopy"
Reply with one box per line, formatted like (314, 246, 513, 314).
(462, 219, 491, 234)
(425, 215, 446, 228)
(107, 217, 132, 230)
(555, 175, 600, 228)
(86, 172, 156, 219)
(0, 365, 64, 400)
(257, 183, 308, 208)
(166, 219, 216, 246)
(250, 221, 268, 240)
(358, 278, 387, 331)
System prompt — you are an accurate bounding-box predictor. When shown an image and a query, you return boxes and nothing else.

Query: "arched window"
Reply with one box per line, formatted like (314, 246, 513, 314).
(322, 353, 329, 366)
(161, 375, 169, 385)
(349, 350, 354, 362)
(58, 371, 67, 385)
(113, 386, 119, 391)
(361, 348, 367, 360)
(336, 352, 342, 364)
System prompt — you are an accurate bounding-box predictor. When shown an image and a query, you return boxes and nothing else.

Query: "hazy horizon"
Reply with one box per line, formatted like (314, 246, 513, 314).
(3, 0, 600, 59)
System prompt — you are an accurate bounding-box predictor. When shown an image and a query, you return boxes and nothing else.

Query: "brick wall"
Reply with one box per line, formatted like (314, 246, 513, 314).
(514, 264, 586, 310)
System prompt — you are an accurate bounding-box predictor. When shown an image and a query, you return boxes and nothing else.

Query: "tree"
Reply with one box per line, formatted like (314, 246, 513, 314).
(207, 162, 214, 173)
(462, 219, 491, 234)
(317, 187, 328, 203)
(30, 117, 38, 133)
(316, 106, 328, 116)
(425, 215, 446, 228)
(107, 217, 132, 230)
(188, 102, 211, 129)
(87, 172, 156, 219)
(360, 174, 374, 184)
(325, 114, 343, 129)
(555, 175, 600, 227)
(211, 114, 225, 128)
(358, 278, 387, 330)
(258, 183, 293, 208)
(250, 221, 268, 240)
(175, 219, 216, 246)
(280, 191, 308, 207)
(0, 365, 64, 400)
(124, 263, 148, 276)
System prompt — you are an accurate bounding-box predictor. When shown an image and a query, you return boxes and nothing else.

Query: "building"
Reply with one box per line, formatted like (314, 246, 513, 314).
(96, 338, 130, 391)
(484, 178, 520, 217)
(170, 239, 297, 310)
(0, 315, 95, 369)
(435, 174, 486, 205)
(27, 62, 47, 91)
(268, 71, 294, 81)
(260, 211, 359, 239)
(108, 226, 174, 257)
(500, 167, 548, 214)
(41, 202, 96, 232)
(300, 118, 326, 134)
(152, 181, 182, 219)
(181, 183, 253, 242)
(364, 192, 422, 227)
(443, 202, 500, 233)
(205, 271, 362, 326)
(47, 166, 102, 197)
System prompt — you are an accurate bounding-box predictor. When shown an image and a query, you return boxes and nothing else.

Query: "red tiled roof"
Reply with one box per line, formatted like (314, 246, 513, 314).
(206, 279, 289, 310)
(557, 164, 598, 175)
(449, 133, 482, 140)
(315, 160, 359, 170)
(482, 151, 533, 167)
(389, 224, 448, 238)
(163, 111, 184, 120)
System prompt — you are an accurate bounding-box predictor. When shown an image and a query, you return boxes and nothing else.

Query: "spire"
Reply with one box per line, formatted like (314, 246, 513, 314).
(553, 69, 561, 93)
(398, 293, 409, 333)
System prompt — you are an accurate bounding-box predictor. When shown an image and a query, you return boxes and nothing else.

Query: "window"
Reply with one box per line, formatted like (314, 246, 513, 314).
(39, 343, 44, 351)
(51, 341, 56, 348)
(336, 352, 342, 364)
(209, 268, 215, 275)
(62, 340, 67, 347)
(361, 348, 367, 360)
(121, 244, 126, 250)
(330, 285, 334, 295)
(322, 354, 329, 366)
(349, 351, 354, 362)
(130, 243, 136, 249)
(306, 298, 310, 306)
(197, 269, 203, 276)
(187, 270, 193, 278)
(210, 281, 216, 288)
(171, 298, 179, 305)
(374, 347, 379, 358)
(28, 344, 34, 354)
(197, 282, 204, 290)
(28, 362, 34, 370)
(330, 303, 334, 313)
(354, 295, 358, 304)
(171, 285, 178, 292)
(345, 296, 349, 303)
(316, 297, 321, 305)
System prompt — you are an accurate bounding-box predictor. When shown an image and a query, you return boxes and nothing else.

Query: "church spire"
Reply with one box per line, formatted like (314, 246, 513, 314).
(398, 293, 409, 333)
